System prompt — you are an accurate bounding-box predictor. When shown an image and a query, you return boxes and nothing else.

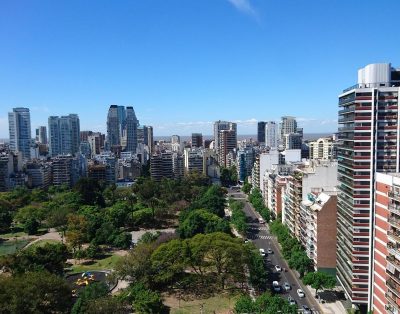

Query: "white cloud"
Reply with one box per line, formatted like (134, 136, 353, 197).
(226, 0, 259, 19)
(233, 118, 258, 125)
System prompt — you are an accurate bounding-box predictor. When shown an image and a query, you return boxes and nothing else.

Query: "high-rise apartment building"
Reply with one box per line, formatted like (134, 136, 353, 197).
(184, 148, 203, 174)
(48, 114, 80, 157)
(147, 126, 154, 155)
(191, 133, 203, 148)
(299, 191, 338, 274)
(52, 155, 81, 187)
(117, 105, 126, 136)
(257, 121, 266, 144)
(218, 129, 237, 167)
(214, 120, 237, 151)
(371, 172, 399, 314)
(309, 137, 335, 160)
(125, 106, 138, 153)
(237, 147, 254, 182)
(8, 107, 31, 161)
(171, 135, 181, 152)
(265, 121, 279, 149)
(172, 153, 184, 179)
(337, 63, 400, 309)
(284, 132, 302, 150)
(150, 152, 173, 181)
(106, 105, 120, 149)
(280, 116, 297, 140)
(36, 126, 47, 144)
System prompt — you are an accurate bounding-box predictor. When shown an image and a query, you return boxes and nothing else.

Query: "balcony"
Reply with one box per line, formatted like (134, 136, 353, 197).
(389, 217, 400, 229)
(389, 203, 400, 216)
(390, 191, 400, 202)
(389, 232, 400, 244)
(388, 278, 400, 298)
(339, 107, 356, 114)
(388, 255, 400, 272)
(385, 293, 400, 314)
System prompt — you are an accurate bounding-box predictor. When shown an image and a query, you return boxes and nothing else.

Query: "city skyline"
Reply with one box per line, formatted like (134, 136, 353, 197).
(1, 1, 400, 137)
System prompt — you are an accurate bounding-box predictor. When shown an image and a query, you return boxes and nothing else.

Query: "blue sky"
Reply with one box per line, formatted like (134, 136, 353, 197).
(1, 0, 400, 137)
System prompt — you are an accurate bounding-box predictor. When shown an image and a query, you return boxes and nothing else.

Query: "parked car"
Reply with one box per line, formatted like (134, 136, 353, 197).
(258, 217, 265, 224)
(297, 288, 305, 298)
(287, 296, 296, 305)
(275, 265, 282, 272)
(302, 305, 311, 314)
(283, 282, 291, 291)
(244, 238, 249, 244)
(272, 281, 281, 292)
(259, 248, 266, 256)
(267, 248, 273, 254)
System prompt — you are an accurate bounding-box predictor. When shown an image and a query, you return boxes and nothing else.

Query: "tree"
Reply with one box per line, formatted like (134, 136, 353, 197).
(191, 185, 226, 217)
(234, 295, 257, 313)
(177, 209, 230, 238)
(288, 250, 313, 278)
(138, 231, 161, 244)
(0, 271, 72, 313)
(302, 271, 336, 295)
(66, 214, 88, 252)
(73, 177, 105, 207)
(24, 217, 40, 235)
(234, 292, 297, 314)
(242, 182, 252, 194)
(116, 242, 158, 287)
(0, 201, 12, 233)
(220, 166, 238, 187)
(248, 249, 268, 291)
(72, 282, 109, 314)
(0, 242, 69, 275)
(128, 282, 166, 314)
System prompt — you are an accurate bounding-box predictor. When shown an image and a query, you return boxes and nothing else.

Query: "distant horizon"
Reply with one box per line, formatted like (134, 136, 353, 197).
(0, 132, 335, 144)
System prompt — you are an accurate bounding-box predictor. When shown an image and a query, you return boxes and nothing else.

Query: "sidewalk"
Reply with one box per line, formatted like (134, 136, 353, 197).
(304, 286, 347, 314)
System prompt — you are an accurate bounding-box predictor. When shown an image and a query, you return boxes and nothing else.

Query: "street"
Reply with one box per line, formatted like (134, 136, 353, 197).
(227, 188, 321, 314)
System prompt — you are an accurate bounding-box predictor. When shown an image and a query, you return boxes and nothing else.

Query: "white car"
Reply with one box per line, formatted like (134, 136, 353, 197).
(259, 248, 266, 256)
(267, 248, 273, 254)
(275, 265, 282, 272)
(297, 288, 305, 298)
(272, 281, 281, 292)
(258, 218, 265, 224)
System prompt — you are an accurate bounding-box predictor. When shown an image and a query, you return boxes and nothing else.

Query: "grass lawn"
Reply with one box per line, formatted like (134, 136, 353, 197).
(165, 293, 239, 314)
(0, 231, 28, 239)
(70, 254, 122, 273)
(0, 239, 31, 256)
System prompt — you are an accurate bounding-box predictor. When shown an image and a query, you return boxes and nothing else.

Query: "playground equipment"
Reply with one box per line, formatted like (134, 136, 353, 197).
(75, 272, 96, 286)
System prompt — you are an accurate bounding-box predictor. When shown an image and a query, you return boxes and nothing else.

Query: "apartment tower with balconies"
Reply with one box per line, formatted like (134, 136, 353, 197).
(337, 63, 400, 310)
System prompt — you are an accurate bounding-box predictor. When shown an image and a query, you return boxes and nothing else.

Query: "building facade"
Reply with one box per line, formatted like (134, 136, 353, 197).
(257, 121, 266, 144)
(337, 63, 400, 309)
(48, 114, 80, 157)
(265, 121, 279, 149)
(309, 137, 335, 160)
(191, 133, 203, 148)
(8, 107, 31, 161)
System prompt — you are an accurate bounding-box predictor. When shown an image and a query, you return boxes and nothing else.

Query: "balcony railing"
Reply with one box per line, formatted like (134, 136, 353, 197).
(342, 81, 400, 93)
(389, 217, 400, 229)
(389, 191, 400, 201)
(389, 203, 400, 216)
(388, 231, 400, 243)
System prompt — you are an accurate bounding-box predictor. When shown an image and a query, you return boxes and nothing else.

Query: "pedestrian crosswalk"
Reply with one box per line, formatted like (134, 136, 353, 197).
(247, 234, 274, 240)
(248, 226, 269, 231)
